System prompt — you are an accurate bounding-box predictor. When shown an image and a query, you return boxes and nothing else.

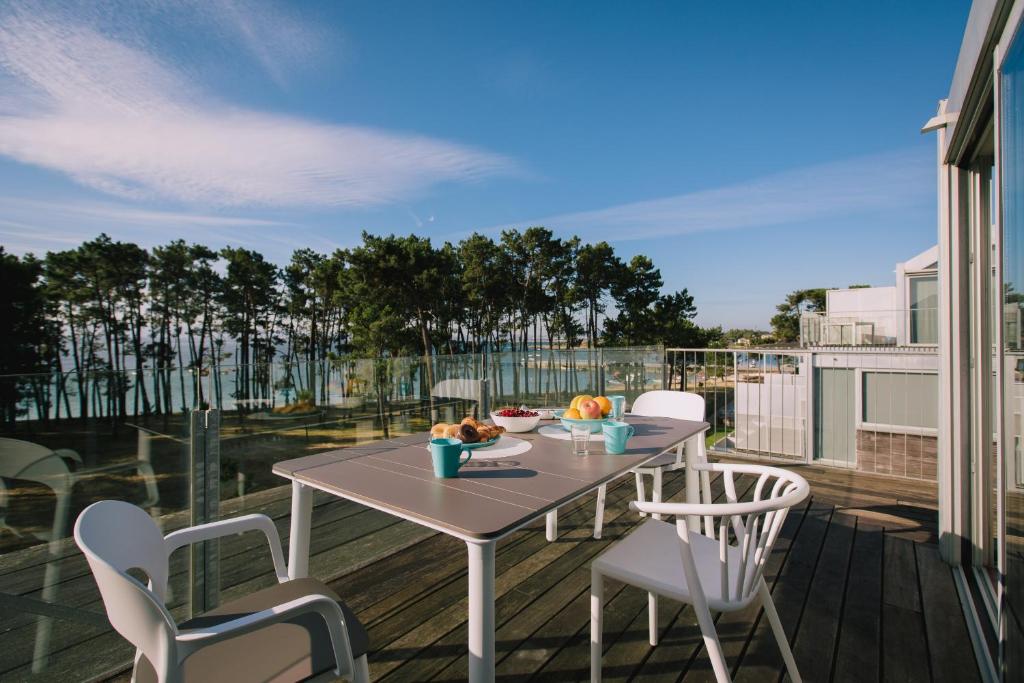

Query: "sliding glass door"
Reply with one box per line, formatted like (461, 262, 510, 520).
(1001, 19, 1024, 678)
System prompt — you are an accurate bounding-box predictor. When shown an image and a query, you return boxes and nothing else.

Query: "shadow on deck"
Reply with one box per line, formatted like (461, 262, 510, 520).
(4, 461, 976, 682)
(317, 461, 975, 682)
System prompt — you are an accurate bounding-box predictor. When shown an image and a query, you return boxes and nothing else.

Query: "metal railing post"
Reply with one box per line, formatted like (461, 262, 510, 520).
(480, 347, 490, 417)
(189, 403, 220, 617)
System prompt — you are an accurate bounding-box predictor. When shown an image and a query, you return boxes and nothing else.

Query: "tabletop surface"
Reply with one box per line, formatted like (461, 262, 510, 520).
(273, 415, 708, 541)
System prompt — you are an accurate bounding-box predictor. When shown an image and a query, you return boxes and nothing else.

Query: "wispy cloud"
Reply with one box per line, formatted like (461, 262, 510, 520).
(0, 196, 331, 258)
(482, 147, 933, 241)
(0, 3, 514, 208)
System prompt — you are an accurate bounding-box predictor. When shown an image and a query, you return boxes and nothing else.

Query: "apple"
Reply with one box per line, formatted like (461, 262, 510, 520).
(578, 399, 602, 419)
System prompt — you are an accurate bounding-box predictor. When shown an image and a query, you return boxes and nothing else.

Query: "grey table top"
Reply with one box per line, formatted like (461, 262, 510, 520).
(273, 416, 708, 541)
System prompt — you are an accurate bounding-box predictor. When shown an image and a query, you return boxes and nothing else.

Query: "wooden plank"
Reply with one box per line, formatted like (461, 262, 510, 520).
(916, 544, 981, 683)
(787, 510, 857, 682)
(372, 473, 691, 681)
(832, 516, 883, 683)
(421, 471, 696, 683)
(881, 534, 930, 683)
(732, 500, 834, 683)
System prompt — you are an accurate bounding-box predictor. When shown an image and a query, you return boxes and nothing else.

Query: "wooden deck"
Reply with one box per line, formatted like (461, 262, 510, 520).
(33, 459, 976, 682)
(310, 461, 977, 683)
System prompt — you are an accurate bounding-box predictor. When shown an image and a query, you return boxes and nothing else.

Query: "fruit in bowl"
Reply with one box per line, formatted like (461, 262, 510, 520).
(578, 399, 603, 419)
(559, 394, 614, 433)
(490, 407, 541, 433)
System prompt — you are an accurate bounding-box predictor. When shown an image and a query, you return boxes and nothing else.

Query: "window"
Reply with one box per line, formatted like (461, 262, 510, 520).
(861, 371, 937, 430)
(909, 275, 938, 344)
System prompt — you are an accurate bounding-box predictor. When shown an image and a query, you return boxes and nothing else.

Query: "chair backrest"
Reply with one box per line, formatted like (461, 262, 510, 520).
(74, 501, 176, 664)
(431, 378, 482, 402)
(0, 438, 73, 493)
(688, 462, 807, 606)
(630, 391, 705, 422)
(635, 462, 808, 608)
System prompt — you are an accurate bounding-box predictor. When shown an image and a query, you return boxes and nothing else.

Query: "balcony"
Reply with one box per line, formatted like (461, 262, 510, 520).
(0, 347, 978, 681)
(799, 309, 939, 349)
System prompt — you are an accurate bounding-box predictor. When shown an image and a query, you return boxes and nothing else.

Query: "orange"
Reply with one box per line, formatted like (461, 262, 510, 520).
(563, 408, 582, 419)
(595, 396, 612, 416)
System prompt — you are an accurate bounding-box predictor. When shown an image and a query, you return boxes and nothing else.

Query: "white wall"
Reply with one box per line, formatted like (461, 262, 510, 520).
(825, 286, 901, 344)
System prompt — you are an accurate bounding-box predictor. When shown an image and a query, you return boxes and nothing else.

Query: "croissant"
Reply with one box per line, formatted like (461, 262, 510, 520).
(458, 423, 480, 443)
(461, 416, 483, 429)
(430, 423, 449, 439)
(444, 424, 462, 439)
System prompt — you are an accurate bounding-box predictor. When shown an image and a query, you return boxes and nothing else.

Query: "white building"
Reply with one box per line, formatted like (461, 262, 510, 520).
(800, 245, 939, 347)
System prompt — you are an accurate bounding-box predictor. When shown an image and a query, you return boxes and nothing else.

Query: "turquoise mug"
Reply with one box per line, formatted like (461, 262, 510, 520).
(602, 421, 635, 455)
(430, 438, 472, 477)
(608, 395, 626, 420)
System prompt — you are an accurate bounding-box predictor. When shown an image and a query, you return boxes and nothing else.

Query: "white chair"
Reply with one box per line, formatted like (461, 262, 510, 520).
(590, 461, 809, 682)
(74, 500, 370, 683)
(592, 391, 707, 539)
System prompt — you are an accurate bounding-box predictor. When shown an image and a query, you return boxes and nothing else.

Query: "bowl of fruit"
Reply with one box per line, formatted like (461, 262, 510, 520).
(490, 407, 541, 433)
(558, 395, 613, 433)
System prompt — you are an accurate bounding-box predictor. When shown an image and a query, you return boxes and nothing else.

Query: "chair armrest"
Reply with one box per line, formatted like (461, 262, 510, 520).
(629, 498, 784, 517)
(175, 593, 355, 679)
(165, 514, 288, 582)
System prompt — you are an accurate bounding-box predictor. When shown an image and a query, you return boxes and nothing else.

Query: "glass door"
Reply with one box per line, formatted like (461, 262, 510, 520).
(1000, 19, 1024, 678)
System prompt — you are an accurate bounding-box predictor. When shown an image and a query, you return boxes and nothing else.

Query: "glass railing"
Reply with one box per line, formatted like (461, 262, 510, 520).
(799, 308, 939, 347)
(0, 345, 662, 679)
(667, 347, 940, 480)
(0, 368, 193, 681)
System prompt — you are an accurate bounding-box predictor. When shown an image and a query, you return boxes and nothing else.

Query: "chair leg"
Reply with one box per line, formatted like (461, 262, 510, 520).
(546, 509, 557, 541)
(648, 592, 658, 646)
(594, 484, 607, 539)
(634, 472, 647, 517)
(352, 654, 370, 683)
(693, 598, 730, 682)
(758, 579, 800, 683)
(591, 569, 604, 683)
(651, 468, 663, 521)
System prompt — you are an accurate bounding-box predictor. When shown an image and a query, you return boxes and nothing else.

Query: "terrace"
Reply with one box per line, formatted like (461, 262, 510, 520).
(0, 348, 979, 681)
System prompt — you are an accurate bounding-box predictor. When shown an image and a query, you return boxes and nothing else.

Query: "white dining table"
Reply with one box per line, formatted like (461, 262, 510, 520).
(273, 415, 708, 682)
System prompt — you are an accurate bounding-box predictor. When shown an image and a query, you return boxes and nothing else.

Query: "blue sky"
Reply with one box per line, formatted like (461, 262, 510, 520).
(0, 0, 970, 328)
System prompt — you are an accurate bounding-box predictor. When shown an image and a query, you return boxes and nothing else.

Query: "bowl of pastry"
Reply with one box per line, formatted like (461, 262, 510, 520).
(430, 417, 505, 449)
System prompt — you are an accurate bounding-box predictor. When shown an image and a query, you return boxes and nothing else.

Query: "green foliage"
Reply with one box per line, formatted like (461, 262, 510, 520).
(2, 229, 731, 425)
(770, 288, 829, 342)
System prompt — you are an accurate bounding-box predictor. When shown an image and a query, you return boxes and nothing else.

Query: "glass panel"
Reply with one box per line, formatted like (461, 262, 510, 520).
(909, 275, 939, 344)
(1001, 21, 1024, 677)
(814, 367, 855, 465)
(0, 368, 193, 680)
(861, 371, 938, 429)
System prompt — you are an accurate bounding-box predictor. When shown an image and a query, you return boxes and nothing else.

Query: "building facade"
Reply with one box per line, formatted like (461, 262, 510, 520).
(928, 0, 1024, 678)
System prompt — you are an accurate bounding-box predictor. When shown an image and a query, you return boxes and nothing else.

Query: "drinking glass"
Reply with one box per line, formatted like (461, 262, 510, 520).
(570, 424, 591, 456)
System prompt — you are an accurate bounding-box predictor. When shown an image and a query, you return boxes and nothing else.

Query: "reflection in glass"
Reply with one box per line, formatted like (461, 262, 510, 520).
(1001, 24, 1024, 679)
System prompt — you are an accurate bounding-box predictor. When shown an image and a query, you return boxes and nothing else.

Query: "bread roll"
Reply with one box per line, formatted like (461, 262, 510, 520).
(430, 423, 449, 439)
(444, 424, 462, 439)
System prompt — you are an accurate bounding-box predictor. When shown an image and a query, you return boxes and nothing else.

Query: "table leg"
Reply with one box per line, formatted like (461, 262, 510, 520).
(685, 435, 701, 532)
(288, 481, 313, 579)
(467, 540, 496, 683)
(652, 468, 663, 521)
(546, 509, 558, 541)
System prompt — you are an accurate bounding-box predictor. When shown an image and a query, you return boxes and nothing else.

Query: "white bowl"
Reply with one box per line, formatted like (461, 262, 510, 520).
(489, 411, 541, 433)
